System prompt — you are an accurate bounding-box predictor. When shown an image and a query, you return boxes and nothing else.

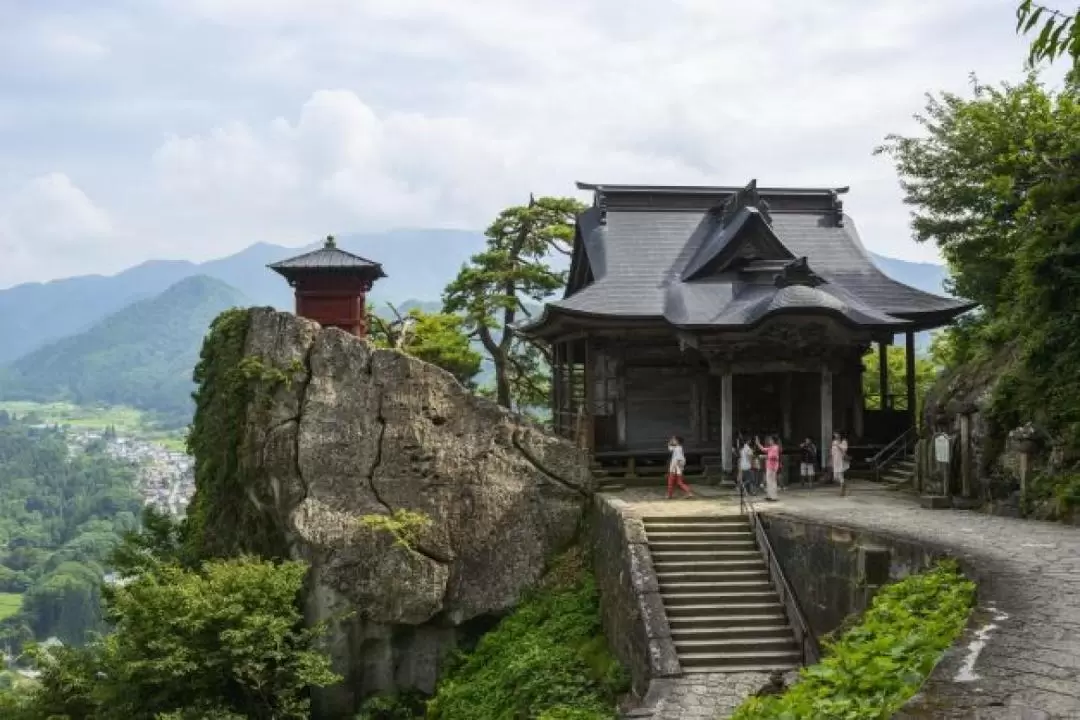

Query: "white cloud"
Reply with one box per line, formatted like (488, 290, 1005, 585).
(0, 0, 1063, 287)
(0, 174, 116, 286)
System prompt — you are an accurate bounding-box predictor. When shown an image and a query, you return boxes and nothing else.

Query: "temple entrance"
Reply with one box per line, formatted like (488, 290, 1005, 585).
(732, 372, 821, 445)
(732, 373, 783, 440)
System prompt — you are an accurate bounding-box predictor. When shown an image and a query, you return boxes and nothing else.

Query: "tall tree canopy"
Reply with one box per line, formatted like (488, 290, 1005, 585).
(878, 73, 1080, 445)
(443, 196, 586, 410)
(1017, 1, 1080, 68)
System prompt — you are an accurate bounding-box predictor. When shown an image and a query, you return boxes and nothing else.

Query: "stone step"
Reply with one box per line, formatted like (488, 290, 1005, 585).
(643, 522, 750, 533)
(650, 549, 762, 562)
(664, 601, 784, 617)
(647, 540, 758, 552)
(662, 590, 779, 605)
(642, 515, 745, 524)
(682, 663, 799, 675)
(659, 579, 772, 593)
(670, 625, 794, 641)
(645, 530, 754, 541)
(652, 558, 765, 572)
(668, 612, 788, 629)
(674, 636, 798, 655)
(678, 649, 802, 669)
(656, 571, 769, 584)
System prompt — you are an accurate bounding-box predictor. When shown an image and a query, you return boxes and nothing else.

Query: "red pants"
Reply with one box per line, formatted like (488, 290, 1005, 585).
(667, 472, 692, 497)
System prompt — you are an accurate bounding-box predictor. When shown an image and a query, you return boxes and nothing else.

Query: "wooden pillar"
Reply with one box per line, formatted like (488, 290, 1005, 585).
(821, 367, 833, 468)
(878, 340, 889, 410)
(583, 337, 594, 451)
(721, 372, 733, 472)
(551, 343, 562, 436)
(615, 347, 627, 449)
(905, 330, 917, 429)
(782, 372, 793, 442)
(853, 364, 864, 440)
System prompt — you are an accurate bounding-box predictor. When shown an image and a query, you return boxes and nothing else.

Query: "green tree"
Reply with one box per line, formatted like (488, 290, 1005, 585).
(861, 345, 937, 414)
(5, 553, 339, 719)
(879, 73, 1080, 446)
(1017, 1, 1080, 68)
(443, 196, 585, 410)
(368, 306, 483, 387)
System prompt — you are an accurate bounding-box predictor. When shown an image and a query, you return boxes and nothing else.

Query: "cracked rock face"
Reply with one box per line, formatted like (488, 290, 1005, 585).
(237, 308, 593, 715)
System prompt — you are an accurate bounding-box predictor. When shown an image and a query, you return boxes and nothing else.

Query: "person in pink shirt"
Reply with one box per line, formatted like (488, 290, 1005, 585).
(754, 435, 781, 501)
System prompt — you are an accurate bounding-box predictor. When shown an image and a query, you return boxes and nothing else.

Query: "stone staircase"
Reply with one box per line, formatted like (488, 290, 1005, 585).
(879, 456, 915, 490)
(644, 515, 801, 673)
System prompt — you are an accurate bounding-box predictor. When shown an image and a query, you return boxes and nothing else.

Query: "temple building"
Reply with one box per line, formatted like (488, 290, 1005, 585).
(268, 235, 386, 338)
(518, 181, 974, 471)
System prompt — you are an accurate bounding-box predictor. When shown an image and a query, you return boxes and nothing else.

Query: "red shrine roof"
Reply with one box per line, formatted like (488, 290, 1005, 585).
(268, 235, 387, 281)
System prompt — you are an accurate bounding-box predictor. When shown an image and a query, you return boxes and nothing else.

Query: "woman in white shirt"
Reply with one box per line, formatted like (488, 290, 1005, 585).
(666, 435, 694, 499)
(737, 439, 754, 494)
(830, 431, 849, 495)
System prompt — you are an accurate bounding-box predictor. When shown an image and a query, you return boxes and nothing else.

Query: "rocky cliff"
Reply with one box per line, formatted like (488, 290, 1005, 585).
(185, 308, 594, 716)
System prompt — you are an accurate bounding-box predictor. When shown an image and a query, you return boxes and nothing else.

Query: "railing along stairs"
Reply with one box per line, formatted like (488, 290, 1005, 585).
(868, 426, 917, 485)
(738, 483, 821, 666)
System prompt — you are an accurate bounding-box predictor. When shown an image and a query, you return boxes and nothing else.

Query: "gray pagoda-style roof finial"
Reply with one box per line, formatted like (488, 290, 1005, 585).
(324, 234, 337, 249)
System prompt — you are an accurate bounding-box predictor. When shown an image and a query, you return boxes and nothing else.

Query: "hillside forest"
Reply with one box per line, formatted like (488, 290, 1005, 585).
(0, 6, 1076, 718)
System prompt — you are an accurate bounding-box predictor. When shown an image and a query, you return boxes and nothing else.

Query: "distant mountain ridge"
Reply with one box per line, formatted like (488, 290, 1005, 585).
(0, 227, 951, 367)
(0, 276, 249, 427)
(0, 229, 486, 364)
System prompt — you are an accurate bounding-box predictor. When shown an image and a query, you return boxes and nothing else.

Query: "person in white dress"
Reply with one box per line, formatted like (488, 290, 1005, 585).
(666, 436, 694, 499)
(830, 431, 849, 495)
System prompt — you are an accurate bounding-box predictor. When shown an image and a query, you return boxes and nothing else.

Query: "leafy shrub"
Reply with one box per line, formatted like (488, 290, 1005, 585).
(427, 549, 628, 720)
(355, 690, 428, 720)
(731, 561, 976, 720)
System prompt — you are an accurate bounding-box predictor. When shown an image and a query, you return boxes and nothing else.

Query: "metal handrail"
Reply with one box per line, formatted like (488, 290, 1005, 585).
(869, 426, 916, 483)
(738, 485, 821, 666)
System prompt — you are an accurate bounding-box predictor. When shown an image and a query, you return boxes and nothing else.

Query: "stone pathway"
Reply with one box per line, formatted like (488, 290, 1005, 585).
(646, 672, 773, 720)
(606, 482, 1080, 719)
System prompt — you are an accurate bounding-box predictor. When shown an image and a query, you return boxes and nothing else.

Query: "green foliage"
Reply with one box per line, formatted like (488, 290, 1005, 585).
(731, 561, 976, 720)
(0, 276, 249, 429)
(443, 196, 585, 411)
(0, 421, 142, 650)
(368, 306, 483, 387)
(3, 550, 339, 720)
(861, 345, 936, 415)
(1017, 1, 1080, 68)
(427, 549, 627, 720)
(359, 510, 433, 553)
(355, 691, 428, 720)
(880, 74, 1080, 459)
(185, 308, 294, 562)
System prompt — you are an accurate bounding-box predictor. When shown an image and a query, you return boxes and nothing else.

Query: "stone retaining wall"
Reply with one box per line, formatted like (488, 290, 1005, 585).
(591, 494, 680, 699)
(763, 514, 948, 638)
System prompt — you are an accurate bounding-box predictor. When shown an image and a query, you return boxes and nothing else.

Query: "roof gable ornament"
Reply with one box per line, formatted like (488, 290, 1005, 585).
(774, 257, 825, 289)
(829, 190, 844, 227)
(712, 179, 773, 227)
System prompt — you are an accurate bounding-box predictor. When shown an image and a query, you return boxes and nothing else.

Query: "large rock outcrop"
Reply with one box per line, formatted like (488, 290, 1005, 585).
(194, 308, 594, 716)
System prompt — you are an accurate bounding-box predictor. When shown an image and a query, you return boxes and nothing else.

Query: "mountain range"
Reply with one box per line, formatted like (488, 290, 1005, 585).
(0, 230, 951, 425)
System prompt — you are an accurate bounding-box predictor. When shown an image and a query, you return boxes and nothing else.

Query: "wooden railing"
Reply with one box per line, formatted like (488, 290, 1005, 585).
(739, 488, 821, 666)
(868, 426, 916, 483)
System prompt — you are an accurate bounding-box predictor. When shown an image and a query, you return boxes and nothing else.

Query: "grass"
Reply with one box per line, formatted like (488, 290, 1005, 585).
(0, 593, 23, 622)
(0, 401, 188, 453)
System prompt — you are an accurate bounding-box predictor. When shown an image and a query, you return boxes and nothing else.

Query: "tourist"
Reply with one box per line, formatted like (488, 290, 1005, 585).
(831, 431, 849, 496)
(754, 435, 781, 501)
(799, 437, 817, 488)
(737, 437, 755, 495)
(666, 435, 694, 499)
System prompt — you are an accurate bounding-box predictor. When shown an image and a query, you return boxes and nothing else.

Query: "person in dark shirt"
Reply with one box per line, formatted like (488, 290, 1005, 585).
(799, 437, 817, 487)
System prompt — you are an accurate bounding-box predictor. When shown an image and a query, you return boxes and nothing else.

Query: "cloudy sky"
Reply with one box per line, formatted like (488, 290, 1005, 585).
(0, 0, 1067, 288)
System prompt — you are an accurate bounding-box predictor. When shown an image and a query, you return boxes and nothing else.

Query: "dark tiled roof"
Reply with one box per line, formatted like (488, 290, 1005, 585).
(268, 237, 386, 276)
(523, 184, 974, 335)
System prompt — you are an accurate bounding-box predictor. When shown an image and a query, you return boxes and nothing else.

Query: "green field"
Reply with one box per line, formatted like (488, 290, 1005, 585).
(0, 593, 23, 621)
(0, 401, 187, 452)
